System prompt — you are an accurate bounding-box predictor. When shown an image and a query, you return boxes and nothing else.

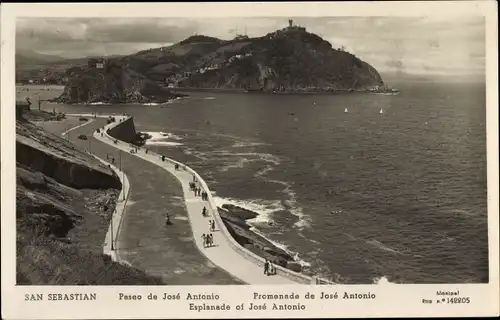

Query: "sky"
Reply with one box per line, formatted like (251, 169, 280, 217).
(16, 16, 485, 77)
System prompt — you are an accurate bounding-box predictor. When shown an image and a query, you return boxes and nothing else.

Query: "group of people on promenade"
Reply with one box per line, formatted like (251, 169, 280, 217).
(105, 154, 116, 165)
(202, 233, 214, 248)
(264, 259, 277, 276)
(189, 181, 209, 201)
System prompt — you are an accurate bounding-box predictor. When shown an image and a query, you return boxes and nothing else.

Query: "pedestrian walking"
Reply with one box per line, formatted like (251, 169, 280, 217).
(269, 262, 275, 275)
(211, 220, 215, 232)
(205, 234, 211, 248)
(209, 220, 212, 230)
(202, 206, 207, 217)
(202, 234, 207, 248)
(209, 233, 214, 247)
(264, 259, 269, 275)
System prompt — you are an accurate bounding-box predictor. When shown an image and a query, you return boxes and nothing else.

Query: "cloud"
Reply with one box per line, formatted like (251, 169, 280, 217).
(16, 16, 485, 76)
(16, 18, 198, 57)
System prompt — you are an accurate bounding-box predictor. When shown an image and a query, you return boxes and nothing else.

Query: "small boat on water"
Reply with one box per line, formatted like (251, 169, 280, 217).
(344, 108, 348, 113)
(380, 109, 384, 114)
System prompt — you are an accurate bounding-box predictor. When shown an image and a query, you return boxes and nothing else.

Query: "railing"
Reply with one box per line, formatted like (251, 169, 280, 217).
(102, 116, 334, 285)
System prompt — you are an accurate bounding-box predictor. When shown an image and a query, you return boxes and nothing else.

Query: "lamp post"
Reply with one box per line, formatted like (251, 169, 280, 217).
(110, 210, 114, 251)
(119, 149, 125, 201)
(122, 170, 125, 201)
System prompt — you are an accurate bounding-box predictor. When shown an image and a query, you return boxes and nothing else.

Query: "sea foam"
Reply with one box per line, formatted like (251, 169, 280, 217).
(143, 131, 184, 147)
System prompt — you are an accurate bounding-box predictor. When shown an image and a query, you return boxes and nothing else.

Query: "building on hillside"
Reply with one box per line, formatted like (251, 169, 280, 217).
(286, 19, 306, 32)
(88, 58, 106, 69)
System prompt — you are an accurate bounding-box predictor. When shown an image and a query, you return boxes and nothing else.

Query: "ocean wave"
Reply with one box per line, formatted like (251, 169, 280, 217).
(231, 141, 268, 148)
(373, 276, 396, 284)
(184, 148, 210, 161)
(146, 141, 183, 146)
(203, 97, 216, 100)
(143, 131, 184, 147)
(88, 102, 111, 105)
(366, 239, 404, 255)
(280, 182, 311, 230)
(212, 151, 281, 166)
(255, 165, 311, 231)
(214, 196, 283, 226)
(143, 131, 183, 141)
(219, 157, 251, 172)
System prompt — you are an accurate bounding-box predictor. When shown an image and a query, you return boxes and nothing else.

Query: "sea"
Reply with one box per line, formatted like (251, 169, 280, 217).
(17, 80, 489, 284)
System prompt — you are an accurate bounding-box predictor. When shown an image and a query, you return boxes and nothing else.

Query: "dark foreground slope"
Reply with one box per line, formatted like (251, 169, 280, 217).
(52, 60, 185, 104)
(16, 108, 163, 285)
(124, 29, 386, 93)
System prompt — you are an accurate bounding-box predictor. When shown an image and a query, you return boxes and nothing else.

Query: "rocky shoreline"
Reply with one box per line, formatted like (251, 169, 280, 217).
(169, 86, 399, 95)
(218, 204, 303, 273)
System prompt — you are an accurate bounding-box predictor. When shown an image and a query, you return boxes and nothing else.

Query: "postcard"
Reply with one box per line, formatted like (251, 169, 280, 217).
(1, 1, 498, 319)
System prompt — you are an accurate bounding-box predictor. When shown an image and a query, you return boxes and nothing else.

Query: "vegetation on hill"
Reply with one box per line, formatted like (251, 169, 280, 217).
(123, 26, 385, 92)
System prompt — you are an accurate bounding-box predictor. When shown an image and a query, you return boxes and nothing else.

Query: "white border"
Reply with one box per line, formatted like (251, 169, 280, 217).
(1, 2, 499, 319)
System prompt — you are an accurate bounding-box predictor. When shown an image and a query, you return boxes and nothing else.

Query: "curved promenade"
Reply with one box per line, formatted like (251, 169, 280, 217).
(70, 113, 318, 284)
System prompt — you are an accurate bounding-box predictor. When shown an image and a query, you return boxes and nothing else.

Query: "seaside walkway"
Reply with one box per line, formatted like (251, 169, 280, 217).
(65, 114, 299, 284)
(41, 117, 242, 285)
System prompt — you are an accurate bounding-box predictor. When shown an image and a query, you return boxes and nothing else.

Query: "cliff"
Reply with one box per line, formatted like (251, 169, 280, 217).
(123, 27, 386, 93)
(52, 60, 185, 104)
(16, 111, 164, 284)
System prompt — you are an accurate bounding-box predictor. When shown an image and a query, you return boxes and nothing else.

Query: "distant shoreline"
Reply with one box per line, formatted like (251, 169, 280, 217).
(168, 86, 398, 96)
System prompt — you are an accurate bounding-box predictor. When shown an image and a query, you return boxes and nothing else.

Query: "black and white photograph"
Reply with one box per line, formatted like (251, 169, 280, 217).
(1, 1, 498, 319)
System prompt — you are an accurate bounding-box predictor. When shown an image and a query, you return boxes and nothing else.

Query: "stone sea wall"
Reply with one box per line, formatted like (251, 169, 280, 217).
(106, 117, 138, 144)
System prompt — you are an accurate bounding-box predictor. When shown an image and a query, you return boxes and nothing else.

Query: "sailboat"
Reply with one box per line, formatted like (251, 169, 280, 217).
(380, 109, 384, 114)
(344, 108, 348, 113)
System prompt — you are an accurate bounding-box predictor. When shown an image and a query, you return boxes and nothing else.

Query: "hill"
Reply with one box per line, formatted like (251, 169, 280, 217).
(15, 53, 125, 85)
(16, 50, 65, 65)
(51, 59, 184, 104)
(122, 26, 386, 93)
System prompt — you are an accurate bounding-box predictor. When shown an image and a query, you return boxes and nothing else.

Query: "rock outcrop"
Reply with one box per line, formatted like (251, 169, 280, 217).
(16, 119, 120, 236)
(52, 60, 185, 104)
(218, 204, 300, 272)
